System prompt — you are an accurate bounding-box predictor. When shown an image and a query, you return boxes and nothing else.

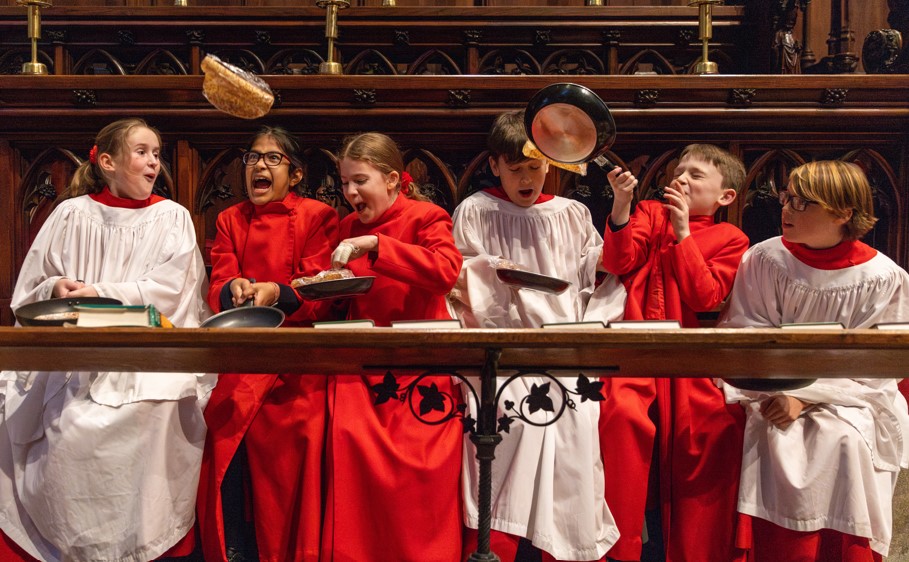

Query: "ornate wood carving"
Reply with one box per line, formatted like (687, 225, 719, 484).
(634, 89, 660, 107)
(353, 88, 377, 105)
(446, 89, 470, 107)
(820, 88, 847, 105)
(728, 88, 756, 106)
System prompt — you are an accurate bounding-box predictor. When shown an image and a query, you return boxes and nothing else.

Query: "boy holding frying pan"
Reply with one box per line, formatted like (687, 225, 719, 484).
(601, 144, 749, 562)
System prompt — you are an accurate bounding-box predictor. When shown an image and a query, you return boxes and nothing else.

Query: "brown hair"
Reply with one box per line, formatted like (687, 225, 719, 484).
(247, 126, 305, 195)
(787, 160, 877, 240)
(679, 144, 746, 194)
(69, 118, 162, 197)
(487, 110, 529, 164)
(337, 132, 428, 201)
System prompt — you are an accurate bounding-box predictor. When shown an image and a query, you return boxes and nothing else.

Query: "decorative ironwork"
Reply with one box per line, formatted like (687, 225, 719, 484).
(462, 30, 483, 46)
(72, 89, 97, 106)
(371, 349, 607, 561)
(728, 88, 756, 106)
(635, 89, 660, 107)
(446, 89, 470, 108)
(353, 88, 377, 105)
(534, 30, 551, 47)
(254, 30, 271, 45)
(820, 88, 847, 105)
(393, 30, 410, 47)
(185, 29, 205, 45)
(23, 172, 57, 224)
(117, 30, 135, 46)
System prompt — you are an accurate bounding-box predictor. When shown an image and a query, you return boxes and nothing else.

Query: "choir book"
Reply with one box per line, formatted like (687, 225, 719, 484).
(74, 304, 168, 328)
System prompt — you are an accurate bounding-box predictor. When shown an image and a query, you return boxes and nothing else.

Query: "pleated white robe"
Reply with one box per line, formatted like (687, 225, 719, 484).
(718, 236, 909, 556)
(451, 191, 625, 560)
(0, 194, 216, 562)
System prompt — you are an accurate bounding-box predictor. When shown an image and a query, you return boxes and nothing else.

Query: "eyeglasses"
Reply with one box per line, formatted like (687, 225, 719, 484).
(242, 151, 290, 167)
(778, 190, 816, 212)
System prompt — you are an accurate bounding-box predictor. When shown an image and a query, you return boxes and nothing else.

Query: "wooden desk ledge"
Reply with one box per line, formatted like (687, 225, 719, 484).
(0, 327, 906, 378)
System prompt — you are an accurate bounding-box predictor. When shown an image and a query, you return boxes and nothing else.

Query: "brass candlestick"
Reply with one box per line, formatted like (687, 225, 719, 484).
(17, 0, 51, 75)
(381, 0, 396, 6)
(174, 0, 188, 6)
(688, 0, 722, 75)
(316, 0, 349, 75)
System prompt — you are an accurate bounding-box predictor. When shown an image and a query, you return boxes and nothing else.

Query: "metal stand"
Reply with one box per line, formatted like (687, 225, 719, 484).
(374, 348, 607, 561)
(316, 0, 349, 75)
(689, 0, 722, 75)
(17, 0, 51, 75)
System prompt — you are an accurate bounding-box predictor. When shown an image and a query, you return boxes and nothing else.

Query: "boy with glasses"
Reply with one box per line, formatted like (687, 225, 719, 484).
(719, 160, 909, 561)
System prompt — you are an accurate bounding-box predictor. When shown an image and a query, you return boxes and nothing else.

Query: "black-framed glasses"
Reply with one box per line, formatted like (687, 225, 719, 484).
(242, 151, 290, 167)
(778, 190, 816, 212)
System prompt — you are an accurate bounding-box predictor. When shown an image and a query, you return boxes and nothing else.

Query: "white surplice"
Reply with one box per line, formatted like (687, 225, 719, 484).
(451, 191, 625, 560)
(0, 195, 216, 562)
(718, 236, 909, 556)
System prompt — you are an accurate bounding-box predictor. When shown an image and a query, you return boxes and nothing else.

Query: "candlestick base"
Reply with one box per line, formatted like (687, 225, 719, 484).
(694, 60, 718, 74)
(21, 61, 47, 75)
(319, 61, 343, 75)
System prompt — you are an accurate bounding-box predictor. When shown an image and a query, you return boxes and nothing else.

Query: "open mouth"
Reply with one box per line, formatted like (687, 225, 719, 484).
(519, 189, 534, 197)
(144, 173, 157, 182)
(355, 203, 367, 213)
(253, 178, 272, 193)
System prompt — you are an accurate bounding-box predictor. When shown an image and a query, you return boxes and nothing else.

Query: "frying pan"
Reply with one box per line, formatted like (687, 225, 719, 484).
(15, 297, 122, 327)
(524, 83, 619, 170)
(200, 306, 285, 328)
(723, 378, 816, 392)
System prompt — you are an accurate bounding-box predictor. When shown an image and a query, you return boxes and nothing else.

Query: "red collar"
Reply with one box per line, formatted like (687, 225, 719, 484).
(484, 186, 554, 205)
(781, 237, 877, 270)
(251, 193, 296, 216)
(89, 186, 164, 208)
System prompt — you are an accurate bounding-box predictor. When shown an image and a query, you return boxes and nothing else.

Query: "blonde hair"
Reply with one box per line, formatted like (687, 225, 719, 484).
(787, 160, 877, 240)
(337, 132, 428, 202)
(679, 144, 746, 193)
(69, 118, 162, 197)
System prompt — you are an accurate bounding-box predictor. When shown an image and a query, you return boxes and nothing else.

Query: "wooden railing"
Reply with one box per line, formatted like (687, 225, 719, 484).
(1, 327, 908, 379)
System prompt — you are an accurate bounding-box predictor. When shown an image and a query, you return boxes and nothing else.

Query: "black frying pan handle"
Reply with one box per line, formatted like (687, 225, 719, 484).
(593, 155, 620, 172)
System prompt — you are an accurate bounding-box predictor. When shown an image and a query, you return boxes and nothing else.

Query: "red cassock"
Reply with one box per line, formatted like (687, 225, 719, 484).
(321, 195, 465, 562)
(599, 200, 749, 562)
(198, 193, 340, 562)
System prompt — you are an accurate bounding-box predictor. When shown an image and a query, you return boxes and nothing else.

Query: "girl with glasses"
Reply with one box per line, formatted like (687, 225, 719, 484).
(198, 126, 339, 562)
(719, 160, 909, 561)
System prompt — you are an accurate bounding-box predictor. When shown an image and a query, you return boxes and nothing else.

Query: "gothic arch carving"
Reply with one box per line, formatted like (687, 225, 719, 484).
(407, 49, 462, 75)
(266, 49, 324, 75)
(134, 49, 188, 75)
(0, 49, 53, 75)
(542, 49, 604, 75)
(402, 148, 458, 214)
(619, 49, 677, 75)
(478, 49, 541, 75)
(741, 149, 806, 245)
(72, 49, 126, 75)
(344, 49, 397, 75)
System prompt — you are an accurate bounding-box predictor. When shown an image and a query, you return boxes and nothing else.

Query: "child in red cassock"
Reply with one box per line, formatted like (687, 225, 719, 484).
(719, 160, 909, 561)
(198, 126, 340, 562)
(600, 144, 749, 561)
(320, 132, 464, 562)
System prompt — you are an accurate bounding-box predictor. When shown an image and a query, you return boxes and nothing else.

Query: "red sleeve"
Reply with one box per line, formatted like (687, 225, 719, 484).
(370, 204, 462, 295)
(207, 208, 246, 312)
(601, 201, 662, 276)
(285, 203, 340, 323)
(668, 223, 749, 312)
